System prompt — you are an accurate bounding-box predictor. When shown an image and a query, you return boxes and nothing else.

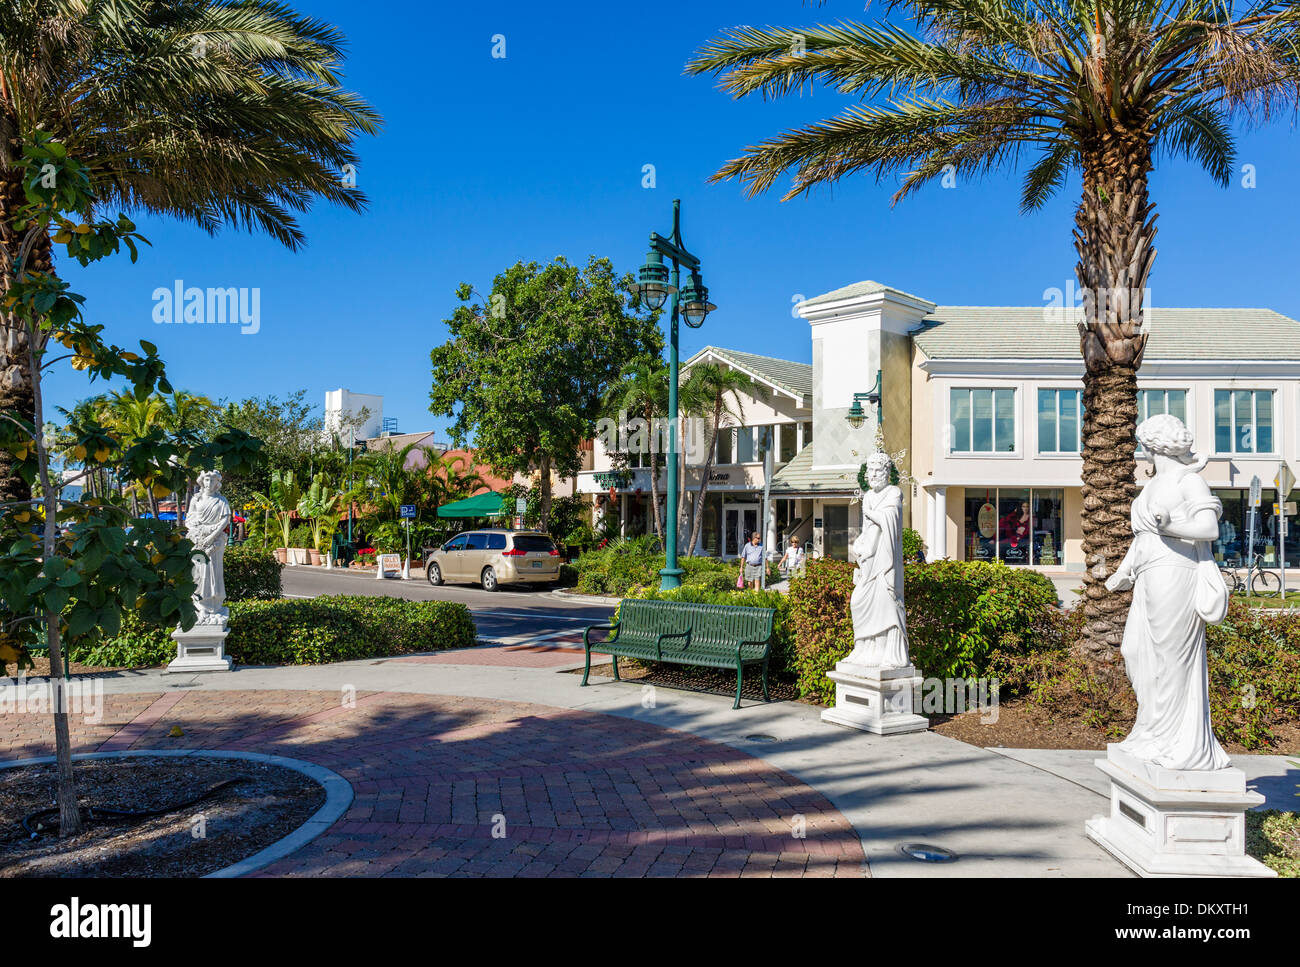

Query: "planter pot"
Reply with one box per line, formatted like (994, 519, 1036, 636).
(290, 548, 308, 565)
(308, 549, 322, 566)
(274, 547, 288, 564)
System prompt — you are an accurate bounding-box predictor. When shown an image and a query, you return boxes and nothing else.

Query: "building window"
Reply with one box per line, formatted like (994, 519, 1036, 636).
(778, 424, 797, 463)
(1214, 389, 1273, 454)
(1037, 389, 1081, 453)
(715, 426, 733, 465)
(1138, 388, 1187, 423)
(802, 422, 813, 447)
(736, 426, 755, 463)
(754, 425, 773, 463)
(951, 388, 1015, 453)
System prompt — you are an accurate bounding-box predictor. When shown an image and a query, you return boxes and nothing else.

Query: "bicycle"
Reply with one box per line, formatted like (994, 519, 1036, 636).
(1219, 553, 1281, 598)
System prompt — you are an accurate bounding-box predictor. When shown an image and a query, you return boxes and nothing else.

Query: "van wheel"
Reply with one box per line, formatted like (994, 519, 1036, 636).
(426, 563, 443, 586)
(481, 567, 498, 592)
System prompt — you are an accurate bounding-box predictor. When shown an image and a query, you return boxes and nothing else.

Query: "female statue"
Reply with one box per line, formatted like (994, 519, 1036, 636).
(845, 452, 909, 670)
(1105, 414, 1230, 771)
(186, 470, 231, 625)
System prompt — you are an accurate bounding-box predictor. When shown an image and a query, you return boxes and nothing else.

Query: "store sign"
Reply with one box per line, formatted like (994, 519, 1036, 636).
(379, 553, 401, 574)
(708, 471, 731, 484)
(977, 502, 997, 539)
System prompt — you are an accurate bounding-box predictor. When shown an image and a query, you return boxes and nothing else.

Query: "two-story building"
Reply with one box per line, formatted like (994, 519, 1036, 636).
(579, 281, 1300, 571)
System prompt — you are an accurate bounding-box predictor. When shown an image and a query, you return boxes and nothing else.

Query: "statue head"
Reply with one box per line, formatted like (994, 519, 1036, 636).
(864, 451, 892, 492)
(197, 470, 223, 497)
(1136, 414, 1200, 467)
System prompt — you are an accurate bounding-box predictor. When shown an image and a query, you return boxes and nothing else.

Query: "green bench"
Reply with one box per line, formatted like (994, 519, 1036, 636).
(581, 599, 777, 709)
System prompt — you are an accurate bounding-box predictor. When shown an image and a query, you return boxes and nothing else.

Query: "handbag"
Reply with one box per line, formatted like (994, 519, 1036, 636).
(736, 571, 745, 589)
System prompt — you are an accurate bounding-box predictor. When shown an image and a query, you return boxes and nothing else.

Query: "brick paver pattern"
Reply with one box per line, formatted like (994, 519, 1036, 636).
(1, 687, 867, 878)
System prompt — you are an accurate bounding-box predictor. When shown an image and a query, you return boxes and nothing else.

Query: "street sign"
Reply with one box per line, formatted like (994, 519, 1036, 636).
(1276, 462, 1296, 497)
(515, 497, 527, 515)
(1249, 476, 1262, 507)
(399, 504, 416, 519)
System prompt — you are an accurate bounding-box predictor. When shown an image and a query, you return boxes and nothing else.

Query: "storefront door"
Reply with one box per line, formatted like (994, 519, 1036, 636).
(723, 503, 760, 558)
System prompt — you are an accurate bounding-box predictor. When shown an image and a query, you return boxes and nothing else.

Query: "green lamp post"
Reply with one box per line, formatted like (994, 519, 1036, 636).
(637, 200, 716, 590)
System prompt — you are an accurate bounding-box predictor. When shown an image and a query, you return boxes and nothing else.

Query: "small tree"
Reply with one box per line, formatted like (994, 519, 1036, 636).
(603, 356, 670, 543)
(0, 136, 257, 835)
(681, 364, 757, 556)
(429, 256, 662, 530)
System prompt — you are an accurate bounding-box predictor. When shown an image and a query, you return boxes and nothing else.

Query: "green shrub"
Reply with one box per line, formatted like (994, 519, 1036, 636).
(786, 557, 1061, 704)
(228, 595, 476, 665)
(902, 527, 926, 562)
(558, 563, 579, 587)
(65, 610, 174, 668)
(573, 543, 734, 597)
(1204, 601, 1300, 749)
(225, 544, 283, 601)
(686, 571, 742, 593)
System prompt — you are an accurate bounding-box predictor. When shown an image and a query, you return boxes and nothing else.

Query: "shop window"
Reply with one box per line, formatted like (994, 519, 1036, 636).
(754, 425, 773, 463)
(736, 426, 755, 463)
(963, 487, 1064, 566)
(1214, 389, 1273, 454)
(1213, 488, 1298, 568)
(715, 426, 733, 464)
(1138, 390, 1188, 452)
(1037, 389, 1081, 453)
(951, 388, 1015, 453)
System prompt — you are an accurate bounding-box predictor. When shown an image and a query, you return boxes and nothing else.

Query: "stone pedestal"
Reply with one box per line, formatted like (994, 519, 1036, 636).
(165, 622, 233, 674)
(1085, 746, 1276, 878)
(821, 663, 928, 735)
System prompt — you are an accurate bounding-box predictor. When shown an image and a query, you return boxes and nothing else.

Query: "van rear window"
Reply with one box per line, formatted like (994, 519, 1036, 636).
(512, 535, 555, 553)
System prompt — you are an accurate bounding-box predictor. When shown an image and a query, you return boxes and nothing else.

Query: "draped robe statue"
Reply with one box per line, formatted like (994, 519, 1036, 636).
(845, 455, 910, 670)
(187, 471, 230, 625)
(1105, 415, 1230, 771)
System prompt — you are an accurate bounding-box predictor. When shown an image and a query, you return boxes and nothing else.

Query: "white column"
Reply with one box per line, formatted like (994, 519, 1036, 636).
(620, 493, 627, 538)
(926, 488, 936, 556)
(933, 486, 948, 559)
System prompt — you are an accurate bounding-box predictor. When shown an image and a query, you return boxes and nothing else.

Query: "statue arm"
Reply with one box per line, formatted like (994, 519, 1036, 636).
(1159, 476, 1219, 542)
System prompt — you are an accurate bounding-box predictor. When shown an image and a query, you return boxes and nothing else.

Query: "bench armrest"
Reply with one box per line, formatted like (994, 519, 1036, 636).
(584, 624, 618, 649)
(736, 638, 773, 661)
(656, 628, 691, 660)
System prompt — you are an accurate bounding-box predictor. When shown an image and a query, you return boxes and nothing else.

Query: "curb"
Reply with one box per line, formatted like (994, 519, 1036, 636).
(0, 748, 353, 879)
(550, 589, 622, 606)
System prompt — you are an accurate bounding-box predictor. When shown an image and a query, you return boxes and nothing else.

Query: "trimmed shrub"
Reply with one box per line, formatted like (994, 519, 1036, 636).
(1204, 601, 1300, 749)
(225, 544, 283, 601)
(573, 544, 733, 598)
(66, 611, 174, 669)
(228, 595, 476, 665)
(786, 557, 1061, 704)
(558, 563, 579, 587)
(901, 527, 926, 562)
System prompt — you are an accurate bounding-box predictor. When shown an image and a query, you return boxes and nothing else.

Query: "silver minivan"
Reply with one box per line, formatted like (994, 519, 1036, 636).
(425, 529, 561, 591)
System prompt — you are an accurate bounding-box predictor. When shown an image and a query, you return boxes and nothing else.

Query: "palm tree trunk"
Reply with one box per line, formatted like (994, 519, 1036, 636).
(1074, 131, 1154, 658)
(1, 165, 38, 505)
(646, 405, 664, 544)
(686, 406, 723, 557)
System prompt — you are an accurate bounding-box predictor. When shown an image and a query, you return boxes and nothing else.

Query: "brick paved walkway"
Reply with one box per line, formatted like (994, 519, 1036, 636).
(2, 688, 866, 878)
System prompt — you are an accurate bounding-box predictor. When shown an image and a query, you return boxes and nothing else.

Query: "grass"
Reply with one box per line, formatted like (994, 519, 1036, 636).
(1246, 810, 1299, 876)
(1231, 590, 1300, 609)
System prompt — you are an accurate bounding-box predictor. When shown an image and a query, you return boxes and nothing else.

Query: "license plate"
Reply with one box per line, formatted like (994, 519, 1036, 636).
(531, 561, 543, 568)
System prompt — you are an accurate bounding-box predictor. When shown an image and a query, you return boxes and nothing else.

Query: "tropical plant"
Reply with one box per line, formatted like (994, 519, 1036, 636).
(0, 0, 380, 505)
(603, 355, 670, 543)
(680, 362, 755, 556)
(254, 469, 301, 550)
(686, 1, 1300, 654)
(296, 474, 340, 553)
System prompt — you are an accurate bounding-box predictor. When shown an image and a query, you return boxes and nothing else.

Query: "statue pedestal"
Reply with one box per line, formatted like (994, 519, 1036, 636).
(821, 663, 928, 736)
(1085, 746, 1275, 878)
(165, 622, 233, 674)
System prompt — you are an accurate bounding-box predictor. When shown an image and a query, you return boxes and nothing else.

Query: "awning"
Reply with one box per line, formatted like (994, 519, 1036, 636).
(436, 491, 506, 519)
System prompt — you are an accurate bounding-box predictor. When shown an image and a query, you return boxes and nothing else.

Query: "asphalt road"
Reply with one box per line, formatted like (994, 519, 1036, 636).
(279, 565, 616, 642)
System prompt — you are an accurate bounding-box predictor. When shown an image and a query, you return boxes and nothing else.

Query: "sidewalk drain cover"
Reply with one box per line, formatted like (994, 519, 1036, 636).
(897, 842, 958, 863)
(744, 734, 778, 743)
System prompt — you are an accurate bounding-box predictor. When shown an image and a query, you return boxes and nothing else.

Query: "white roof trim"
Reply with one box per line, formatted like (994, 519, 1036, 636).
(683, 348, 809, 404)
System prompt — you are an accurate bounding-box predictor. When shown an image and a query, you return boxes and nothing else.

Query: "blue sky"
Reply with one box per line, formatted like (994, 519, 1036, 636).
(48, 0, 1300, 439)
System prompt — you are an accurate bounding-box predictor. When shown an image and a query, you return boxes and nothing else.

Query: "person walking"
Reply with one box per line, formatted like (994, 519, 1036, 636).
(778, 535, 806, 580)
(740, 531, 765, 590)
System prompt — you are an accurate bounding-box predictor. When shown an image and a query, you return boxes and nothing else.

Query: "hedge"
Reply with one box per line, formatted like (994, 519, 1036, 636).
(67, 594, 477, 668)
(225, 544, 283, 601)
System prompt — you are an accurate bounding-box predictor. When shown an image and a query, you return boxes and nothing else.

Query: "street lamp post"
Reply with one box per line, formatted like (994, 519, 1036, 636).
(637, 200, 716, 590)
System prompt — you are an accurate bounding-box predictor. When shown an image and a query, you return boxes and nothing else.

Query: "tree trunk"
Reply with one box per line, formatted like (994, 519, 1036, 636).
(686, 404, 723, 558)
(646, 405, 664, 544)
(1, 164, 37, 505)
(1074, 127, 1155, 658)
(538, 452, 552, 532)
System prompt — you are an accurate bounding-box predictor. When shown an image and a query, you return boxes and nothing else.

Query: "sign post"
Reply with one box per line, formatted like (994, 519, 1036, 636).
(399, 504, 416, 580)
(761, 447, 773, 589)
(1247, 476, 1261, 579)
(1276, 463, 1295, 601)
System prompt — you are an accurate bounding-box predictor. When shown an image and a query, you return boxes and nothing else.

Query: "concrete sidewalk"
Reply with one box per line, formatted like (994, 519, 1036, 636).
(5, 641, 1292, 877)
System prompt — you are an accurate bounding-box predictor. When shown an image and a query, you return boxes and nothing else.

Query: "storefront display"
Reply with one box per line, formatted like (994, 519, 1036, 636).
(963, 487, 1065, 566)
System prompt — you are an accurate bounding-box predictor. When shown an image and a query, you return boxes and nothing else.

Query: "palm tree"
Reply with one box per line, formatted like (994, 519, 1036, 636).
(96, 390, 169, 517)
(681, 363, 755, 557)
(604, 356, 670, 543)
(1, 0, 380, 502)
(686, 2, 1300, 654)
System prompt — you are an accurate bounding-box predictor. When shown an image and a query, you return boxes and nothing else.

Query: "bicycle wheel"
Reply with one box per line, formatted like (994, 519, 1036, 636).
(1219, 569, 1240, 593)
(1250, 568, 1281, 598)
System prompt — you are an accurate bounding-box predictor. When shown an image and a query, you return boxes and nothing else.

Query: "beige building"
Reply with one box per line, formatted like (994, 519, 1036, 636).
(581, 281, 1300, 572)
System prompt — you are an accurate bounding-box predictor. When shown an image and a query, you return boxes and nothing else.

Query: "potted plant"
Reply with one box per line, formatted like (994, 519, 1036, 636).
(297, 475, 341, 569)
(254, 470, 301, 565)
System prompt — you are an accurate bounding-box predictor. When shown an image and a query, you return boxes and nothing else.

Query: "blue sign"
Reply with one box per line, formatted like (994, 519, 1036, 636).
(399, 504, 417, 519)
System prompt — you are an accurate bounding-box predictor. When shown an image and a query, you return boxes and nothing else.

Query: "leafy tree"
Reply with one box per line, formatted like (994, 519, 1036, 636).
(430, 256, 662, 529)
(686, 1, 1300, 654)
(603, 355, 670, 543)
(680, 363, 756, 556)
(1, 0, 381, 504)
(0, 137, 256, 836)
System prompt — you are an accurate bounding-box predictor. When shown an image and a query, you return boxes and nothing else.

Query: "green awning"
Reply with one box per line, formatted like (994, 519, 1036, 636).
(436, 491, 506, 519)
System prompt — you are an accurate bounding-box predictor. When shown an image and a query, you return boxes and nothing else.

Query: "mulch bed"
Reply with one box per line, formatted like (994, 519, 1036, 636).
(0, 755, 325, 878)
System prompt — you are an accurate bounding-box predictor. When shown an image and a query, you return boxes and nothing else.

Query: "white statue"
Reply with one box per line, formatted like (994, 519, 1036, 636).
(186, 469, 230, 626)
(845, 452, 910, 670)
(1105, 414, 1230, 771)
